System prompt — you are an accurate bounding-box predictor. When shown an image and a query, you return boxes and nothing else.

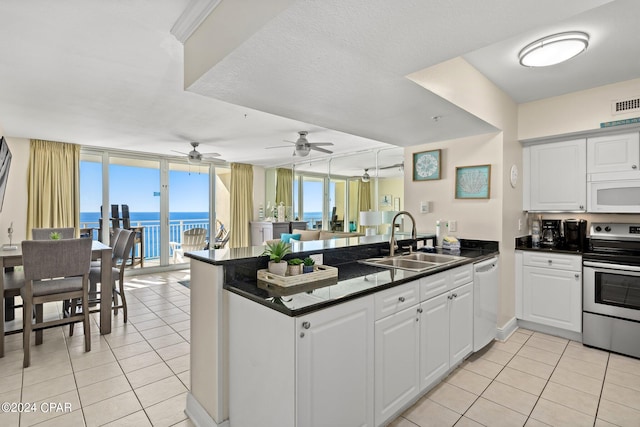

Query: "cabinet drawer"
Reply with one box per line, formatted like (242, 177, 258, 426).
(420, 270, 449, 301)
(522, 252, 581, 271)
(375, 281, 420, 320)
(450, 264, 473, 289)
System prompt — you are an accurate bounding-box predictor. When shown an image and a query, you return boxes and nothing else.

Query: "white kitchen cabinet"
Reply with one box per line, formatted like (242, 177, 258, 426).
(250, 221, 291, 245)
(524, 139, 586, 211)
(516, 252, 582, 333)
(449, 282, 474, 365)
(419, 292, 449, 389)
(587, 132, 640, 176)
(374, 305, 420, 426)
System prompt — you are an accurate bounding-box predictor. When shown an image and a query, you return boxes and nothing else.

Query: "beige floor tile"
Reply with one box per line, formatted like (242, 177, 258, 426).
(112, 340, 154, 360)
(387, 417, 418, 427)
(523, 336, 567, 354)
(0, 349, 26, 376)
(540, 381, 599, 417)
(21, 373, 76, 402)
(454, 417, 484, 427)
(427, 382, 478, 414)
(29, 409, 85, 427)
(118, 350, 164, 373)
(402, 396, 461, 427)
(73, 360, 124, 388)
(78, 374, 132, 407)
(132, 318, 168, 331)
(177, 370, 190, 389)
(516, 345, 561, 366)
(556, 354, 607, 380)
(494, 366, 547, 396)
(69, 349, 117, 372)
(563, 343, 609, 366)
(490, 339, 524, 355)
(549, 366, 603, 396)
(134, 375, 187, 408)
(605, 366, 640, 393)
(102, 409, 153, 426)
(0, 410, 19, 427)
(83, 390, 143, 427)
(608, 352, 640, 372)
(524, 418, 552, 427)
(594, 418, 621, 427)
(162, 312, 190, 324)
(126, 362, 175, 389)
(479, 347, 514, 365)
(516, 328, 534, 336)
(445, 367, 492, 395)
(171, 320, 190, 332)
(505, 331, 530, 345)
(506, 355, 553, 380)
(157, 342, 190, 361)
(128, 313, 159, 323)
(147, 333, 187, 350)
(143, 392, 188, 427)
(597, 399, 640, 427)
(481, 381, 537, 416)
(139, 325, 175, 340)
(0, 372, 23, 394)
(529, 398, 594, 427)
(23, 360, 73, 387)
(19, 389, 81, 427)
(531, 332, 568, 344)
(602, 381, 640, 411)
(165, 354, 190, 374)
(462, 357, 503, 379)
(465, 397, 527, 427)
(103, 331, 145, 348)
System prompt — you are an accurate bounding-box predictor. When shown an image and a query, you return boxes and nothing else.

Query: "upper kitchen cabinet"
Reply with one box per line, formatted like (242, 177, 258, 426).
(587, 132, 640, 177)
(523, 139, 586, 212)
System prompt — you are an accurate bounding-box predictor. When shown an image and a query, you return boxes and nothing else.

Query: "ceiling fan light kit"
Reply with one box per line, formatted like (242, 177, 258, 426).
(361, 169, 370, 182)
(518, 31, 589, 67)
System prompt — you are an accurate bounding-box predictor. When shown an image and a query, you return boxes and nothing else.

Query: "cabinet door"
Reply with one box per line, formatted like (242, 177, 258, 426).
(297, 295, 374, 427)
(522, 266, 582, 332)
(527, 139, 586, 211)
(449, 283, 474, 366)
(587, 132, 640, 175)
(419, 293, 449, 391)
(374, 306, 420, 426)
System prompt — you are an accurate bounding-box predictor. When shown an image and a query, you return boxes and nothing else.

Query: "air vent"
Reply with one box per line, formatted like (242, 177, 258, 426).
(612, 97, 640, 115)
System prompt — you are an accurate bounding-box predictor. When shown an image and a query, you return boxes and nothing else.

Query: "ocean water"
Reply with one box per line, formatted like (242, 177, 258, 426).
(80, 211, 209, 226)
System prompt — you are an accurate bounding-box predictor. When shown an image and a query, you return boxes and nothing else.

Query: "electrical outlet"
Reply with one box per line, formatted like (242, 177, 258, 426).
(309, 254, 323, 265)
(448, 220, 457, 232)
(518, 219, 522, 231)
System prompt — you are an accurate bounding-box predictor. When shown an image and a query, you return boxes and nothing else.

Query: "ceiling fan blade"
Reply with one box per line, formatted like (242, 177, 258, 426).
(310, 142, 334, 147)
(201, 152, 222, 158)
(265, 145, 292, 150)
(171, 150, 188, 155)
(310, 146, 333, 154)
(283, 139, 297, 144)
(379, 163, 403, 170)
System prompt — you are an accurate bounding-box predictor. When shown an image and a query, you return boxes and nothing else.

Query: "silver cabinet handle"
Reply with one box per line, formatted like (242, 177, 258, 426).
(452, 293, 458, 298)
(579, 205, 584, 209)
(548, 259, 552, 265)
(447, 294, 453, 300)
(398, 296, 405, 303)
(300, 332, 305, 338)
(575, 273, 580, 279)
(302, 321, 311, 329)
(633, 165, 638, 169)
(417, 307, 423, 314)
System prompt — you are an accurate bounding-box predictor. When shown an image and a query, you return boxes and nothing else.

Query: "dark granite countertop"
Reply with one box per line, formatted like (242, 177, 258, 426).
(221, 240, 499, 317)
(514, 235, 585, 255)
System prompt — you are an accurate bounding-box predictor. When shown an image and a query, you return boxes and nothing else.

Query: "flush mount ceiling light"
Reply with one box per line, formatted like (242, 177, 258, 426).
(518, 31, 589, 67)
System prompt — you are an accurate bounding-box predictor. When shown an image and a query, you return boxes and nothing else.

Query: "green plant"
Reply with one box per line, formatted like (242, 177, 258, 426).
(287, 258, 303, 266)
(303, 257, 315, 266)
(49, 232, 61, 240)
(262, 240, 292, 263)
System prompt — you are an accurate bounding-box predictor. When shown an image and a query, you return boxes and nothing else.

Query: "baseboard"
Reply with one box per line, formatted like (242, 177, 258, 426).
(516, 319, 582, 342)
(186, 393, 229, 427)
(496, 317, 518, 342)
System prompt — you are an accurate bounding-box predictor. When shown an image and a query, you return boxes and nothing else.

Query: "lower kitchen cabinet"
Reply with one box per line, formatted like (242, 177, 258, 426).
(449, 282, 474, 365)
(374, 305, 420, 426)
(516, 251, 582, 333)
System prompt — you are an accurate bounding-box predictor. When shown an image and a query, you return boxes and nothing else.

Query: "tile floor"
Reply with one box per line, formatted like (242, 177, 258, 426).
(0, 269, 195, 427)
(2, 269, 640, 426)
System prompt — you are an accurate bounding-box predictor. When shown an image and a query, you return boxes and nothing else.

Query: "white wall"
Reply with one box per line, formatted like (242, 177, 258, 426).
(0, 137, 29, 245)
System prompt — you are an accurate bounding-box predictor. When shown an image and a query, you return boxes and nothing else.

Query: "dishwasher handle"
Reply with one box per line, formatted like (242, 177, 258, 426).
(474, 257, 499, 274)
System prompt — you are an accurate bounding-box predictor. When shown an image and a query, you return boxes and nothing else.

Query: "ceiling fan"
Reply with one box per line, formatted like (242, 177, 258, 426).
(172, 142, 224, 164)
(380, 161, 404, 172)
(361, 169, 371, 182)
(266, 131, 334, 157)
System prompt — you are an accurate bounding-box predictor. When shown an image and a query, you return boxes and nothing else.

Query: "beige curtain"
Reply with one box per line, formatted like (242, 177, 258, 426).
(229, 163, 254, 248)
(275, 167, 293, 209)
(27, 140, 80, 237)
(358, 180, 372, 233)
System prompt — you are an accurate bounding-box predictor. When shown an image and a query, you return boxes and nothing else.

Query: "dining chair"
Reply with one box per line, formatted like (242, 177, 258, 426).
(3, 268, 24, 321)
(170, 227, 207, 263)
(31, 227, 75, 240)
(21, 238, 92, 368)
(86, 228, 135, 323)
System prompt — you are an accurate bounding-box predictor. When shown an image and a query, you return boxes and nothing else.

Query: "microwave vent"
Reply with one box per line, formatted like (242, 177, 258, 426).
(612, 96, 640, 115)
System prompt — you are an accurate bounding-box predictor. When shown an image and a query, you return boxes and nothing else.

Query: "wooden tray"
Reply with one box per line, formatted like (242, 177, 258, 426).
(257, 265, 338, 296)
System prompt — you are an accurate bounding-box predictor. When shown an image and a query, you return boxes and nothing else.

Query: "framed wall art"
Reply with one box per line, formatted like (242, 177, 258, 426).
(412, 149, 441, 181)
(455, 164, 491, 199)
(380, 194, 392, 207)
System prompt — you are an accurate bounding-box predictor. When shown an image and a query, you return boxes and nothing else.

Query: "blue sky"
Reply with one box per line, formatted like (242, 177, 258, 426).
(80, 161, 209, 212)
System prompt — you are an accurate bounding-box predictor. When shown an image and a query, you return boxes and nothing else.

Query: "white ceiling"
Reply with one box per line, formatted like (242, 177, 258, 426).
(0, 0, 637, 176)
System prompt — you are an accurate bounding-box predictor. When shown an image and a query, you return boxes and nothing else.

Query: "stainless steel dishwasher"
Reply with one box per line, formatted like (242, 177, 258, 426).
(473, 257, 499, 351)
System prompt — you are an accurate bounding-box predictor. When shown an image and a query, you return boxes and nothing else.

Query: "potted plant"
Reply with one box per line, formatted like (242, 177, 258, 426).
(303, 257, 315, 273)
(262, 240, 291, 276)
(287, 258, 303, 276)
(49, 231, 62, 240)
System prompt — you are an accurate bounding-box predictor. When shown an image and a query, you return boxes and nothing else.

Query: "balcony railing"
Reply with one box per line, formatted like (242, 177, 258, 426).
(81, 218, 210, 261)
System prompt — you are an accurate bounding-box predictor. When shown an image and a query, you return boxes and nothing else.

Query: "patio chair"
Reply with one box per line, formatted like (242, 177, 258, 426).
(32, 227, 75, 240)
(170, 227, 207, 263)
(21, 238, 93, 367)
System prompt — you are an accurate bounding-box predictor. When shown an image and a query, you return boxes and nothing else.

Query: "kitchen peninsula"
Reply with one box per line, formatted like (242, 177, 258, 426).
(185, 235, 498, 427)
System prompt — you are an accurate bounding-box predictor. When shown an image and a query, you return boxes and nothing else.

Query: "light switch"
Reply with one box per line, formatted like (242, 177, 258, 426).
(420, 201, 430, 213)
(448, 220, 457, 232)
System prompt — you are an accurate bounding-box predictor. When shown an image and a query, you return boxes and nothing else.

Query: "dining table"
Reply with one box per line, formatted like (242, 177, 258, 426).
(0, 240, 113, 357)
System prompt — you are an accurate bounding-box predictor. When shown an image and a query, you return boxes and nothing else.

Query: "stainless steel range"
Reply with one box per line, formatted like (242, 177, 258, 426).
(583, 223, 640, 359)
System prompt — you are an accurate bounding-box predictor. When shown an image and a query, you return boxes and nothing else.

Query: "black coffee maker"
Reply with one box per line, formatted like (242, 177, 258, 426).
(540, 219, 561, 247)
(563, 219, 587, 251)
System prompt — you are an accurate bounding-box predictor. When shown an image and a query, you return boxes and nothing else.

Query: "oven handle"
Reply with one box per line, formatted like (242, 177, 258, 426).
(583, 260, 640, 272)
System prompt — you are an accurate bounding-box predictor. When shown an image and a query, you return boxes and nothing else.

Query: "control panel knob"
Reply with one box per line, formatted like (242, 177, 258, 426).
(605, 226, 612, 232)
(595, 226, 602, 232)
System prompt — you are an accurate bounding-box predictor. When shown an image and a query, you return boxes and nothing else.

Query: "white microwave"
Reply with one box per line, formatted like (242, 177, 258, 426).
(588, 179, 640, 213)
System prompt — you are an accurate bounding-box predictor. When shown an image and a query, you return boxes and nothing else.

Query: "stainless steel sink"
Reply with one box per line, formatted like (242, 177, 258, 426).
(401, 253, 466, 264)
(359, 252, 466, 272)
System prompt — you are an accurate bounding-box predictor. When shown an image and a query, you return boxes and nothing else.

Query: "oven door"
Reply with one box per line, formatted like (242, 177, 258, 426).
(583, 261, 640, 322)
